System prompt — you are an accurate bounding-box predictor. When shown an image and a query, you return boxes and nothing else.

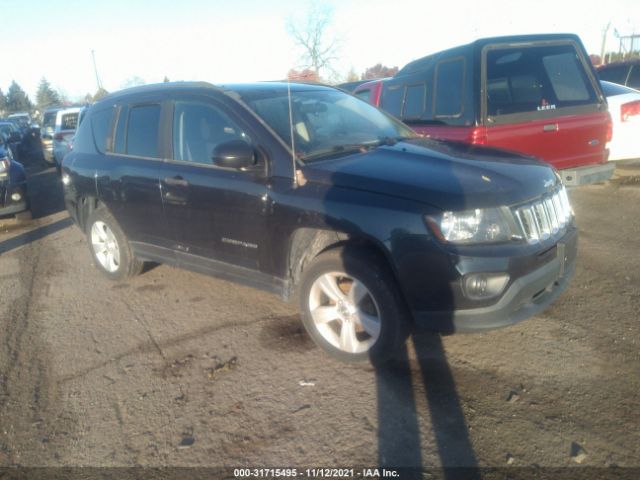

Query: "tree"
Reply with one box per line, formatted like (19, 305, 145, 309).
(0, 88, 6, 114)
(287, 4, 339, 79)
(163, 76, 170, 83)
(5, 81, 32, 113)
(344, 68, 359, 83)
(92, 87, 109, 101)
(362, 64, 398, 80)
(287, 68, 319, 82)
(35, 77, 60, 109)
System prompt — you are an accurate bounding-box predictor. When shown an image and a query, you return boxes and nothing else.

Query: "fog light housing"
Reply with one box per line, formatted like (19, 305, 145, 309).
(463, 273, 509, 300)
(11, 192, 22, 202)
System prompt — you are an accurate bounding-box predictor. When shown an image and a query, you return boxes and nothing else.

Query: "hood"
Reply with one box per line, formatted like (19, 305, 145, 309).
(302, 138, 560, 211)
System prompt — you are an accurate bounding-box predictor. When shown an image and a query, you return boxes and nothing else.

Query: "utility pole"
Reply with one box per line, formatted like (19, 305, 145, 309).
(600, 22, 611, 65)
(91, 50, 102, 90)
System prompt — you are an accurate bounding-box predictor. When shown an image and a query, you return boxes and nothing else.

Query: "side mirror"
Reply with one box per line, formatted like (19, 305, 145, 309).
(212, 139, 256, 170)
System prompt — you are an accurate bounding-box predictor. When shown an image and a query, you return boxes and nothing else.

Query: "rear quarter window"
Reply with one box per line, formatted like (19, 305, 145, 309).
(434, 58, 465, 117)
(91, 108, 114, 154)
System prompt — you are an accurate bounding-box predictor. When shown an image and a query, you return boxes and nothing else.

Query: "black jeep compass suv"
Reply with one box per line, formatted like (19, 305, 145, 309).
(62, 82, 577, 364)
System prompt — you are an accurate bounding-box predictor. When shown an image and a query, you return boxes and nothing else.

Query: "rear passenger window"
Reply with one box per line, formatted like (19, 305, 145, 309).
(126, 105, 161, 158)
(60, 113, 78, 130)
(434, 58, 464, 117)
(173, 102, 248, 165)
(403, 83, 426, 119)
(381, 85, 403, 117)
(90, 108, 113, 154)
(486, 44, 597, 118)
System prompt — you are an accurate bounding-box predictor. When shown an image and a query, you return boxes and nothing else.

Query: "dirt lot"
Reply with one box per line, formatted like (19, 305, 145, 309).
(0, 156, 638, 478)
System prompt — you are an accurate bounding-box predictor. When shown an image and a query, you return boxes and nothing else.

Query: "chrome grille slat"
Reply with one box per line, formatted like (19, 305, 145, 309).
(513, 187, 572, 244)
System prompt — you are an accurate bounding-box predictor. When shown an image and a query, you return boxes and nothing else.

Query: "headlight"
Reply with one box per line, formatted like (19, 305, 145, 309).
(0, 157, 9, 175)
(426, 207, 514, 244)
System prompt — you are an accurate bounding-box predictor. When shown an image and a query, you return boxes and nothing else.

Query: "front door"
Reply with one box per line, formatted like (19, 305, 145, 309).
(160, 98, 270, 272)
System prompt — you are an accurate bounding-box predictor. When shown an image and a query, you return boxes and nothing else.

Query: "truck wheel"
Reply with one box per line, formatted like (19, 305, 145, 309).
(86, 208, 144, 280)
(299, 247, 410, 364)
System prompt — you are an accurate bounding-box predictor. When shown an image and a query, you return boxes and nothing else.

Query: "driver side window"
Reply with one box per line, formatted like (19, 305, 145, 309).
(173, 102, 249, 164)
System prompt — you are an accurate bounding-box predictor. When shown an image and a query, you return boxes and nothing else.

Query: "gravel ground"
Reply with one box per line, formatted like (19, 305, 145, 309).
(0, 157, 638, 477)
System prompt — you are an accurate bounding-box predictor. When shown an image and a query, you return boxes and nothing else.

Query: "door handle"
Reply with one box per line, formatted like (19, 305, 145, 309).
(543, 123, 558, 132)
(163, 176, 189, 187)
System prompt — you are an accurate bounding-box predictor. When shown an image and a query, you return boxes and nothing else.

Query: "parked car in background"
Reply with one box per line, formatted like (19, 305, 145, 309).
(40, 106, 63, 163)
(353, 34, 614, 187)
(7, 112, 32, 134)
(352, 77, 388, 104)
(598, 59, 640, 89)
(62, 81, 577, 364)
(0, 122, 22, 159)
(600, 80, 640, 161)
(336, 80, 369, 92)
(53, 106, 83, 167)
(0, 134, 30, 222)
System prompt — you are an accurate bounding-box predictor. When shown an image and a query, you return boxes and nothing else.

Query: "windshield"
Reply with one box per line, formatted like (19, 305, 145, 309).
(241, 88, 416, 162)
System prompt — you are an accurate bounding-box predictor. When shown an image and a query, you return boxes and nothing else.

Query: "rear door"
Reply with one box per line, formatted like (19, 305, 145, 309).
(482, 41, 609, 170)
(94, 101, 170, 252)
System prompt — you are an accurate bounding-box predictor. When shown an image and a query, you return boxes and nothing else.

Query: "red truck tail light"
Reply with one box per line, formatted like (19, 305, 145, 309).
(621, 100, 640, 122)
(469, 126, 488, 145)
(606, 112, 613, 143)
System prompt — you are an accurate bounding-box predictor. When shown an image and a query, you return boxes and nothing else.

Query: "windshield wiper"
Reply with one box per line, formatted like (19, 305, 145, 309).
(301, 136, 413, 162)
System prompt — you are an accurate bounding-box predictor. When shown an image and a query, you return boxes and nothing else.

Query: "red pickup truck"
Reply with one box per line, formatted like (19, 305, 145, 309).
(353, 34, 614, 186)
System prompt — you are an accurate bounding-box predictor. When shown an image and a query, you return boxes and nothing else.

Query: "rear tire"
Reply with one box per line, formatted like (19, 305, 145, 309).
(86, 207, 144, 280)
(298, 247, 410, 365)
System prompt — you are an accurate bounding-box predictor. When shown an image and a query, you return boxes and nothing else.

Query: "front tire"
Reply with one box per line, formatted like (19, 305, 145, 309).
(86, 208, 144, 280)
(298, 247, 410, 365)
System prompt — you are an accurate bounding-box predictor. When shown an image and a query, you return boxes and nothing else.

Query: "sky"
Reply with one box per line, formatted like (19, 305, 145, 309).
(2, 0, 639, 105)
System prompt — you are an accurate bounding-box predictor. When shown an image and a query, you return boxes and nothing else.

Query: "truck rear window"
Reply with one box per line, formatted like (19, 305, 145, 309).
(485, 44, 597, 118)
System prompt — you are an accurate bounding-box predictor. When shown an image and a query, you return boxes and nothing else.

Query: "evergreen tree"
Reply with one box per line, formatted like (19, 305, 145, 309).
(35, 77, 60, 109)
(0, 88, 6, 114)
(6, 81, 32, 113)
(92, 87, 109, 101)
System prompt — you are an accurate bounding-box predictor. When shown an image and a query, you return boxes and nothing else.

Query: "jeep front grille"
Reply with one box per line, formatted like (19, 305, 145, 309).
(513, 187, 572, 243)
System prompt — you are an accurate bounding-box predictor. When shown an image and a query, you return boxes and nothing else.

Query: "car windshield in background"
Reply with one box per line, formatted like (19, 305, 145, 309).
(486, 44, 597, 117)
(241, 88, 416, 162)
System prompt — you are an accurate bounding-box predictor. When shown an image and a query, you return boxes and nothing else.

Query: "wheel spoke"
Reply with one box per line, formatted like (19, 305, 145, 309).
(349, 279, 369, 305)
(311, 305, 339, 325)
(93, 224, 108, 242)
(354, 311, 380, 337)
(317, 274, 346, 303)
(92, 241, 107, 255)
(339, 321, 359, 353)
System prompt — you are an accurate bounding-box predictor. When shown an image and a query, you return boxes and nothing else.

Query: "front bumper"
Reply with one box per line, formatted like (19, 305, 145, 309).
(0, 181, 29, 216)
(414, 227, 578, 333)
(560, 162, 614, 187)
